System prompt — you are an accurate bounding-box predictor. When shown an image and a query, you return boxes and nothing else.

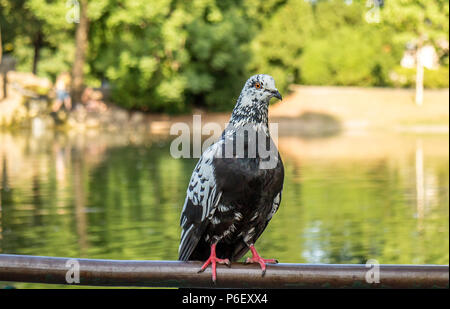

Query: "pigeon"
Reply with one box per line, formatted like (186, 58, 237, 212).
(178, 74, 284, 283)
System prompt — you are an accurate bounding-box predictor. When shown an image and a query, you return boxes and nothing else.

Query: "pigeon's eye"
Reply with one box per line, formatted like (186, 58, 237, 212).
(254, 82, 262, 89)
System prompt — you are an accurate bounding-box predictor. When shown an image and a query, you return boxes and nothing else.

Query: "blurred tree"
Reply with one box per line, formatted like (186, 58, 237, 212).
(247, 0, 314, 93)
(250, 0, 402, 94)
(301, 26, 399, 87)
(88, 0, 252, 113)
(381, 0, 449, 44)
(184, 5, 251, 111)
(381, 0, 449, 105)
(0, 0, 75, 78)
(0, 23, 2, 64)
(0, 0, 44, 74)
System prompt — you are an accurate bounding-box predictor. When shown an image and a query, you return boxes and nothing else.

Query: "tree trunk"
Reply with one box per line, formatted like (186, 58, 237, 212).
(71, 0, 89, 105)
(1, 23, 3, 99)
(32, 31, 43, 75)
(0, 23, 3, 65)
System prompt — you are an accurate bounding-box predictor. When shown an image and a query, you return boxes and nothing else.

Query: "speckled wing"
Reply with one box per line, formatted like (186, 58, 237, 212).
(231, 190, 283, 261)
(178, 142, 223, 261)
(267, 190, 282, 221)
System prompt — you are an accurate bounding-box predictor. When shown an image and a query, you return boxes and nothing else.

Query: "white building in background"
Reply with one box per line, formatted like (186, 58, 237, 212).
(418, 45, 439, 70)
(401, 44, 439, 70)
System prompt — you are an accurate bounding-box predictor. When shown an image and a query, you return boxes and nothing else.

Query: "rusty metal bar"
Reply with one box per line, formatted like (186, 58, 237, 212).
(0, 254, 448, 288)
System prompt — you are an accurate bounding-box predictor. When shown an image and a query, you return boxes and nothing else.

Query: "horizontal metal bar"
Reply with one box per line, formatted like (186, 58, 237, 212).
(0, 254, 448, 288)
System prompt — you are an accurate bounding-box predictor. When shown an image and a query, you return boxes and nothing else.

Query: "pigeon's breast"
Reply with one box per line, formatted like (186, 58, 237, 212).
(212, 154, 283, 216)
(213, 157, 272, 202)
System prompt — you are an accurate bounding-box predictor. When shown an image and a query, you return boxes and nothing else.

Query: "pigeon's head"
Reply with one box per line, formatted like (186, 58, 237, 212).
(242, 74, 282, 102)
(230, 74, 282, 125)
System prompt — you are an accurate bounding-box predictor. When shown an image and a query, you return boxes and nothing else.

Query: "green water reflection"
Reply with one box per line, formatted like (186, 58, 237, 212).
(0, 130, 448, 288)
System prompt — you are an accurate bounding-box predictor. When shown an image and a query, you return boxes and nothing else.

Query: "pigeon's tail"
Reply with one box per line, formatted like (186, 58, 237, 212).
(178, 226, 200, 261)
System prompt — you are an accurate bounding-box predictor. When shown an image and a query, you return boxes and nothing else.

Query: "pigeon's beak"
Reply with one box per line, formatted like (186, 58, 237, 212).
(272, 90, 282, 100)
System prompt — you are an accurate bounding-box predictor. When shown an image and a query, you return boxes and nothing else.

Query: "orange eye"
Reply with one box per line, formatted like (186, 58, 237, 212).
(254, 82, 261, 89)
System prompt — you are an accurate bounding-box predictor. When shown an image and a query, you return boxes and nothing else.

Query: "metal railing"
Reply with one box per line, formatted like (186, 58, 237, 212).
(0, 254, 448, 288)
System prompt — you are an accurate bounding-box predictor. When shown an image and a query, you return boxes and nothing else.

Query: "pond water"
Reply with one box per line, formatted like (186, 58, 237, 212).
(0, 128, 448, 288)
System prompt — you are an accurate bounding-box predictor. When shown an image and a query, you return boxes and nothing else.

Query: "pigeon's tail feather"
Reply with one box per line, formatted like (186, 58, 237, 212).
(178, 228, 199, 261)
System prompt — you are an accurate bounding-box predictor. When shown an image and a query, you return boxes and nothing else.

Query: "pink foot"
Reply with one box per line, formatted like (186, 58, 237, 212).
(197, 243, 231, 283)
(245, 245, 278, 276)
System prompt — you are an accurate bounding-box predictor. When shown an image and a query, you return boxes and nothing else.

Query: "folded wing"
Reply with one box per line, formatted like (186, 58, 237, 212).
(178, 142, 223, 261)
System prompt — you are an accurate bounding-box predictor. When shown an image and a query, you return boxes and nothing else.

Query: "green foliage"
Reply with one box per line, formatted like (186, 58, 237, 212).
(184, 8, 251, 111)
(249, 0, 448, 93)
(0, 0, 75, 81)
(88, 0, 252, 113)
(301, 26, 400, 87)
(248, 0, 314, 93)
(1, 0, 448, 113)
(381, 0, 449, 43)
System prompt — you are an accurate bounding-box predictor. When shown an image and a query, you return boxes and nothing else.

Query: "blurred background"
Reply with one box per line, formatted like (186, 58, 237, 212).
(0, 0, 448, 288)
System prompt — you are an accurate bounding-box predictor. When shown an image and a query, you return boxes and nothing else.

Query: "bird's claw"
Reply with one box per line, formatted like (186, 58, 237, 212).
(198, 256, 231, 283)
(245, 256, 277, 277)
(245, 245, 278, 277)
